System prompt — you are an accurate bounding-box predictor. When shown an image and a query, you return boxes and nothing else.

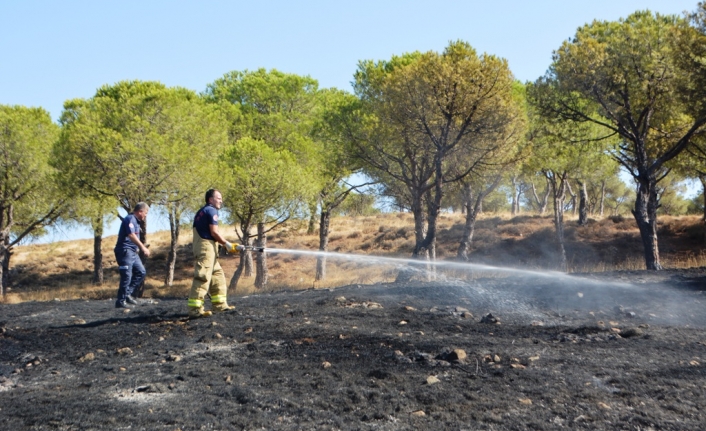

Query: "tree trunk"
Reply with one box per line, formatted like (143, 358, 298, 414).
(92, 216, 104, 285)
(229, 223, 254, 290)
(230, 252, 248, 291)
(565, 180, 577, 216)
(0, 241, 6, 297)
(254, 222, 268, 289)
(631, 175, 663, 270)
(243, 247, 254, 277)
(540, 179, 551, 215)
(428, 239, 436, 281)
(0, 254, 4, 297)
(457, 176, 503, 261)
(699, 175, 706, 221)
(415, 185, 442, 281)
(411, 193, 426, 253)
(232, 257, 245, 287)
(240, 224, 255, 278)
(599, 180, 606, 217)
(700, 175, 706, 248)
(2, 234, 10, 293)
(229, 245, 250, 291)
(531, 179, 550, 215)
(397, 174, 441, 283)
(530, 182, 540, 213)
(511, 176, 520, 216)
(0, 231, 9, 296)
(396, 191, 427, 282)
(416, 157, 444, 257)
(307, 201, 318, 235)
(164, 205, 180, 287)
(0, 200, 64, 295)
(2, 250, 8, 289)
(547, 172, 568, 271)
(315, 209, 331, 282)
(577, 180, 588, 226)
(457, 183, 478, 261)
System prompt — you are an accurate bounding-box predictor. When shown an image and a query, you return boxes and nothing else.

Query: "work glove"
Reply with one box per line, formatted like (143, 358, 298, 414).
(223, 241, 237, 253)
(236, 244, 245, 251)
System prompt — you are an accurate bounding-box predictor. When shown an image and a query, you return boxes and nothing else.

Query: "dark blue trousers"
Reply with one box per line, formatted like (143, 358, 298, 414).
(114, 248, 146, 304)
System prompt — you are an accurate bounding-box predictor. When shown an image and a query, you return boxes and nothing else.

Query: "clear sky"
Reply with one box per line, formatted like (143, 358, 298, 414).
(1, 0, 698, 242)
(2, 0, 697, 122)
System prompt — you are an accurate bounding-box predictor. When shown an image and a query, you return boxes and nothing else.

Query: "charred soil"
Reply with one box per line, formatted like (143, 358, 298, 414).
(1, 268, 706, 430)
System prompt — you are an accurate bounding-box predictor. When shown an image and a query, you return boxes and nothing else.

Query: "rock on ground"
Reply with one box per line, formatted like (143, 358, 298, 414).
(1, 268, 705, 430)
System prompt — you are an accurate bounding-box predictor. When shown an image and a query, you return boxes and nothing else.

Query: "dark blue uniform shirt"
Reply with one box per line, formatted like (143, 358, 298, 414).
(193, 204, 219, 240)
(115, 213, 141, 252)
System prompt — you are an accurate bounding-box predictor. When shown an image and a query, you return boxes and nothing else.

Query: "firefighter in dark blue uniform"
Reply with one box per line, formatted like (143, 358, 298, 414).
(114, 202, 151, 309)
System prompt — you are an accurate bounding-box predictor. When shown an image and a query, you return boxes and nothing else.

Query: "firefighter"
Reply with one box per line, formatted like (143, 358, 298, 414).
(188, 189, 240, 318)
(114, 202, 151, 309)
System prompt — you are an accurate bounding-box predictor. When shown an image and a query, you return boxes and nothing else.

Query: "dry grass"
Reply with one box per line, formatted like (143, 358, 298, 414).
(3, 212, 705, 303)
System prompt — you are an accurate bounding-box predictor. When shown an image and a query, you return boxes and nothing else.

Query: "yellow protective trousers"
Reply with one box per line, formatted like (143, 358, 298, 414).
(188, 228, 230, 314)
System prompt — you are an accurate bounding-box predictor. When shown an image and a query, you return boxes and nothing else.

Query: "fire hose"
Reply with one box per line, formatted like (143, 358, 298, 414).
(237, 245, 265, 253)
(224, 243, 265, 253)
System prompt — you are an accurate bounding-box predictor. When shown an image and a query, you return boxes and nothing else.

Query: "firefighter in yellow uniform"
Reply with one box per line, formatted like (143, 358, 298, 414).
(188, 189, 239, 318)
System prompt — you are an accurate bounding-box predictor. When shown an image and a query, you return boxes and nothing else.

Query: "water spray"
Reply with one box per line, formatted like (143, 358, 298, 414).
(233, 246, 706, 327)
(255, 246, 633, 289)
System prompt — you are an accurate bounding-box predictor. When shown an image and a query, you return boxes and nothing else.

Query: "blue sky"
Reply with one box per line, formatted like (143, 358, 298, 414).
(2, 1, 696, 122)
(1, 0, 698, 241)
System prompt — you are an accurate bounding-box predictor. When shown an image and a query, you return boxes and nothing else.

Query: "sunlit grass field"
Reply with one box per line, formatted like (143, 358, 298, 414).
(4, 212, 705, 303)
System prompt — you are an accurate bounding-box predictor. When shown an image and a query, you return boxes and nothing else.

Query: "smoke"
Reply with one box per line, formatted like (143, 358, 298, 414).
(265, 248, 706, 327)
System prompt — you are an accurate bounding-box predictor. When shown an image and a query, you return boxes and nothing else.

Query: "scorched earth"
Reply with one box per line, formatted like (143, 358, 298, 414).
(1, 268, 705, 430)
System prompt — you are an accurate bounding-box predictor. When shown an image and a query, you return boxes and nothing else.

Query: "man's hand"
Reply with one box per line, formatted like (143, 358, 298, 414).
(128, 233, 150, 257)
(223, 241, 237, 253)
(236, 244, 245, 251)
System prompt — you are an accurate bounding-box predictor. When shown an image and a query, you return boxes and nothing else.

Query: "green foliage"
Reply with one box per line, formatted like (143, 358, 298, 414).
(527, 65, 618, 170)
(311, 89, 361, 182)
(56, 194, 116, 235)
(307, 88, 368, 225)
(686, 191, 704, 215)
(221, 137, 315, 224)
(356, 41, 523, 168)
(536, 10, 703, 173)
(54, 81, 229, 213)
(530, 9, 706, 268)
(0, 105, 64, 245)
(334, 192, 379, 217)
(205, 69, 320, 159)
(206, 69, 324, 229)
(673, 2, 706, 121)
(482, 186, 513, 213)
(353, 41, 524, 227)
(657, 178, 692, 215)
(671, 4, 706, 183)
(602, 176, 634, 216)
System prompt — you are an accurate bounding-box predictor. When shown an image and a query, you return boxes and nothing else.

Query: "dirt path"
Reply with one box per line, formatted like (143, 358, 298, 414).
(1, 268, 705, 430)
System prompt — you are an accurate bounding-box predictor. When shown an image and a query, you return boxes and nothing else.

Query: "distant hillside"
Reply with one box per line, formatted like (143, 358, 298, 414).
(5, 212, 705, 303)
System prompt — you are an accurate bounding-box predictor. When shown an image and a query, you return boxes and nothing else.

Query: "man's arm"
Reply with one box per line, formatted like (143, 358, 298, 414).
(208, 224, 228, 246)
(128, 233, 151, 257)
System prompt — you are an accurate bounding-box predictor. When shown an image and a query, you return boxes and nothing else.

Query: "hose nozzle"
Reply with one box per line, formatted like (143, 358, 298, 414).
(240, 246, 265, 253)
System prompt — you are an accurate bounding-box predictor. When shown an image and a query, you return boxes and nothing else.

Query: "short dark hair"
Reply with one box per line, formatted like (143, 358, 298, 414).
(205, 189, 220, 204)
(133, 202, 149, 212)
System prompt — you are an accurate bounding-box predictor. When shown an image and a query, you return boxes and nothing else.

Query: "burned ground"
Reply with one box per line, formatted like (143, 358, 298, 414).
(1, 268, 706, 430)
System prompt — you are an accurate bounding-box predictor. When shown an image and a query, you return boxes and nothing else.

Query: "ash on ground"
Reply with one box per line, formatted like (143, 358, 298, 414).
(1, 268, 705, 430)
